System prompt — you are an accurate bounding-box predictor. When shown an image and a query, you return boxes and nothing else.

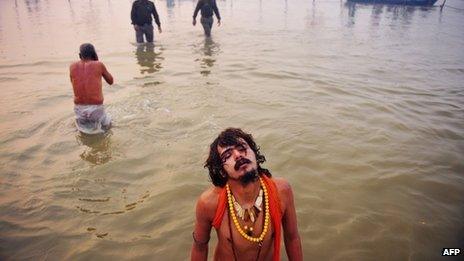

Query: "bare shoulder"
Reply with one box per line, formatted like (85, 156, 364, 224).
(272, 177, 292, 194)
(91, 61, 104, 68)
(196, 186, 222, 220)
(272, 177, 294, 212)
(198, 186, 221, 207)
(69, 61, 79, 70)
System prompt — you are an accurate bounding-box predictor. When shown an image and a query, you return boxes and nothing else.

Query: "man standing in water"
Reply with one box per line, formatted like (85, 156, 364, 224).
(70, 43, 114, 134)
(131, 0, 162, 43)
(192, 0, 221, 37)
(191, 128, 303, 261)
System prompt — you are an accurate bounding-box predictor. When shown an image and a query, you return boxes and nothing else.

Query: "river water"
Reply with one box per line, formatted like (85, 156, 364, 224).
(1, 0, 463, 260)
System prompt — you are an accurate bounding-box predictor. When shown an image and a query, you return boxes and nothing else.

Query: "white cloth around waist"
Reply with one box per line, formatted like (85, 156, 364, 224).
(74, 104, 111, 135)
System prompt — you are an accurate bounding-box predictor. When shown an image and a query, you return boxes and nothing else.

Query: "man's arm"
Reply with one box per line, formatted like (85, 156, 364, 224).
(191, 195, 213, 261)
(101, 63, 113, 85)
(151, 2, 161, 30)
(281, 181, 303, 261)
(212, 0, 221, 23)
(130, 1, 137, 25)
(69, 65, 73, 82)
(193, 0, 202, 21)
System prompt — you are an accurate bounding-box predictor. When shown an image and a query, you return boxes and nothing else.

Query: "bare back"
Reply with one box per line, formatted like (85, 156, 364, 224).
(69, 60, 113, 105)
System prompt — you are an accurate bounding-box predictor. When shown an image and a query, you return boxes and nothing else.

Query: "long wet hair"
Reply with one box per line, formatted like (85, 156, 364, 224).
(79, 43, 99, 61)
(205, 128, 271, 187)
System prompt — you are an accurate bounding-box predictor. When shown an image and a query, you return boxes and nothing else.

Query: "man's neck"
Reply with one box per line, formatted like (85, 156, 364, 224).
(228, 178, 260, 207)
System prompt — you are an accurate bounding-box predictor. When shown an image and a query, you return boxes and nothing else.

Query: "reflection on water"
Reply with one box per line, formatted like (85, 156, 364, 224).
(346, 2, 357, 25)
(199, 37, 220, 76)
(76, 131, 113, 165)
(24, 0, 41, 14)
(135, 43, 164, 74)
(346, 2, 433, 23)
(371, 4, 384, 26)
(166, 0, 175, 9)
(165, 0, 176, 19)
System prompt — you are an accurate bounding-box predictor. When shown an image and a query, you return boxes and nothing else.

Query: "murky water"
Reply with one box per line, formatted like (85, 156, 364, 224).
(1, 0, 463, 260)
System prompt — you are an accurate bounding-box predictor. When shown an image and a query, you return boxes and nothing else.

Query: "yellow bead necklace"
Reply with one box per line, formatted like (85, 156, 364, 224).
(226, 176, 270, 243)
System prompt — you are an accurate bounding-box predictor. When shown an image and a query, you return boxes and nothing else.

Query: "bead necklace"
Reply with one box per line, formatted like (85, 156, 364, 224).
(226, 176, 270, 243)
(231, 188, 263, 223)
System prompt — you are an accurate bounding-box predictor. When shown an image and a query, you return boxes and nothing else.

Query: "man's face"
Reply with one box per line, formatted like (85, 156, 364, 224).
(217, 138, 258, 182)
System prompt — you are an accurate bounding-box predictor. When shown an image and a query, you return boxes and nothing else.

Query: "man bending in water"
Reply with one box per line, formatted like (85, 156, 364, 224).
(69, 43, 114, 134)
(191, 128, 303, 260)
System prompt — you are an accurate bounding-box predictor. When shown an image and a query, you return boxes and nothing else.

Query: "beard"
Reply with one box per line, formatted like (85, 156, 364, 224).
(239, 169, 258, 186)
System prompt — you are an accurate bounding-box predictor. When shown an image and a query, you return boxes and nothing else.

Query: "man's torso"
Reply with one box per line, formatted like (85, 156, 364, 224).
(70, 61, 104, 105)
(200, 0, 214, 18)
(215, 211, 275, 261)
(204, 177, 288, 261)
(132, 0, 154, 26)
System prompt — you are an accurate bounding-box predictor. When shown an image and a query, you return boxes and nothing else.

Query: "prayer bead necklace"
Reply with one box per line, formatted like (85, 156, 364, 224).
(226, 176, 270, 243)
(231, 188, 263, 223)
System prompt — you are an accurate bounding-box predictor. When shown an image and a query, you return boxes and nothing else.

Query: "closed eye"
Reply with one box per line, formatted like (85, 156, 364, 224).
(220, 150, 232, 163)
(220, 143, 248, 163)
(236, 144, 246, 152)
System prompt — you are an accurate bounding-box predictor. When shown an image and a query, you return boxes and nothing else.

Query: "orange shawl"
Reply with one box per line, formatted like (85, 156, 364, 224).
(212, 175, 282, 261)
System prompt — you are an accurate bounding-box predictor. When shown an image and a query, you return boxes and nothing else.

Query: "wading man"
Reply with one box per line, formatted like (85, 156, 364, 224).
(131, 0, 162, 43)
(70, 43, 114, 134)
(192, 0, 221, 37)
(191, 128, 303, 261)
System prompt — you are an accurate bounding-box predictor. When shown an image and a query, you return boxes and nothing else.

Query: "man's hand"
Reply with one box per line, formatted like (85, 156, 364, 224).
(217, 19, 221, 26)
(192, 19, 197, 26)
(158, 26, 162, 33)
(133, 25, 139, 30)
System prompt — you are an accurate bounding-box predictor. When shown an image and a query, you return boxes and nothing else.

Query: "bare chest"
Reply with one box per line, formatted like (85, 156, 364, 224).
(215, 211, 275, 261)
